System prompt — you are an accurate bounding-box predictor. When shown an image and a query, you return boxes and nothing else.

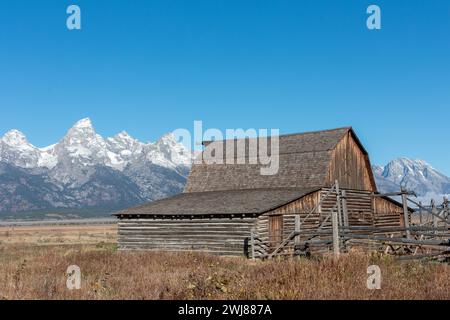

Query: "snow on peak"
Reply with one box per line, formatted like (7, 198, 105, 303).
(2, 129, 30, 147)
(0, 118, 193, 173)
(157, 132, 191, 151)
(144, 131, 192, 168)
(116, 131, 133, 140)
(73, 118, 94, 129)
(62, 118, 101, 149)
(0, 130, 43, 168)
(374, 157, 450, 199)
(66, 118, 97, 138)
(384, 158, 436, 177)
(158, 132, 179, 143)
(109, 131, 139, 146)
(37, 144, 58, 169)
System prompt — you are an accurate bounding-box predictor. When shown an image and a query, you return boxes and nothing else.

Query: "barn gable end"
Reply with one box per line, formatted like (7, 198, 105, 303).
(327, 129, 377, 191)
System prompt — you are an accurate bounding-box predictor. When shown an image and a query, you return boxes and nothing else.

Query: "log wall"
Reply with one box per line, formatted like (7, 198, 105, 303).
(255, 191, 322, 244)
(118, 217, 256, 256)
(321, 188, 374, 228)
(372, 197, 404, 230)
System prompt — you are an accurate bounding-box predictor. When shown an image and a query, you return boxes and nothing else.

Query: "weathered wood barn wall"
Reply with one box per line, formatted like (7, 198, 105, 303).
(327, 130, 376, 191)
(116, 127, 406, 256)
(118, 217, 257, 255)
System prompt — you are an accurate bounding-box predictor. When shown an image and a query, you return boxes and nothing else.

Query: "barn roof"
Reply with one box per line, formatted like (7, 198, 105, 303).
(115, 127, 379, 218)
(115, 187, 320, 216)
(184, 127, 353, 193)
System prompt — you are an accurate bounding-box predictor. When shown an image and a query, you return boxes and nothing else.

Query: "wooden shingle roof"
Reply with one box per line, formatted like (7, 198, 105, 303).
(115, 187, 320, 216)
(184, 127, 352, 193)
(117, 127, 359, 217)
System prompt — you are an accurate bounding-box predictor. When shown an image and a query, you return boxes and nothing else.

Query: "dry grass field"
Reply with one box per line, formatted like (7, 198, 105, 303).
(0, 222, 449, 300)
(0, 223, 116, 246)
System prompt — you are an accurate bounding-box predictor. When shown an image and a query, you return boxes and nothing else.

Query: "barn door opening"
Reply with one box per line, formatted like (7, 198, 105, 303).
(269, 215, 284, 252)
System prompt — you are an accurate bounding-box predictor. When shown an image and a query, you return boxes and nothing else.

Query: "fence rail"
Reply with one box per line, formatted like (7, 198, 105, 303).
(249, 183, 450, 262)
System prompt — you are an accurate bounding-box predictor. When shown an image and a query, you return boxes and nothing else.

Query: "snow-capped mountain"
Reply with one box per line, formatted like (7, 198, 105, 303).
(374, 158, 450, 203)
(0, 129, 47, 169)
(0, 118, 193, 214)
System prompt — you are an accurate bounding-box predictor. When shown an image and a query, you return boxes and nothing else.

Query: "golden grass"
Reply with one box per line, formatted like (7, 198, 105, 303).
(0, 244, 448, 300)
(0, 224, 116, 245)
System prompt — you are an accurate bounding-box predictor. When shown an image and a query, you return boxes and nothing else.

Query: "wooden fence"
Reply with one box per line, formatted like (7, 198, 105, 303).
(249, 182, 450, 261)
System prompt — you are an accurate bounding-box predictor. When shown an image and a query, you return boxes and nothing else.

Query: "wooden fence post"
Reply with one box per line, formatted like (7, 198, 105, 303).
(443, 197, 449, 220)
(401, 188, 411, 239)
(419, 201, 423, 225)
(431, 199, 438, 232)
(335, 180, 343, 227)
(250, 229, 256, 261)
(332, 207, 340, 258)
(294, 214, 301, 249)
(341, 190, 349, 228)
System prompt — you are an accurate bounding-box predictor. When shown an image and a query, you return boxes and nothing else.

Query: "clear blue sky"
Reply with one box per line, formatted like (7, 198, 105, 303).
(0, 1, 449, 174)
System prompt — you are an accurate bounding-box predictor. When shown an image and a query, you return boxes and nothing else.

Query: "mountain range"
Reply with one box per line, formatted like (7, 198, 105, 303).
(373, 158, 450, 204)
(0, 119, 448, 218)
(0, 118, 192, 216)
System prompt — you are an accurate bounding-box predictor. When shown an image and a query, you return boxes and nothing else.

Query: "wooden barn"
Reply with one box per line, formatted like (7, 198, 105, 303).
(115, 127, 406, 256)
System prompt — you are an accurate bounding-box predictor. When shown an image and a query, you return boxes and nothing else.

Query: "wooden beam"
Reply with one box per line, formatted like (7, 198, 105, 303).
(432, 199, 438, 233)
(341, 233, 449, 246)
(341, 190, 349, 228)
(335, 180, 343, 227)
(419, 201, 423, 225)
(372, 191, 416, 197)
(332, 206, 340, 258)
(444, 197, 449, 220)
(341, 226, 449, 233)
(250, 229, 256, 261)
(294, 214, 301, 248)
(401, 189, 411, 239)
